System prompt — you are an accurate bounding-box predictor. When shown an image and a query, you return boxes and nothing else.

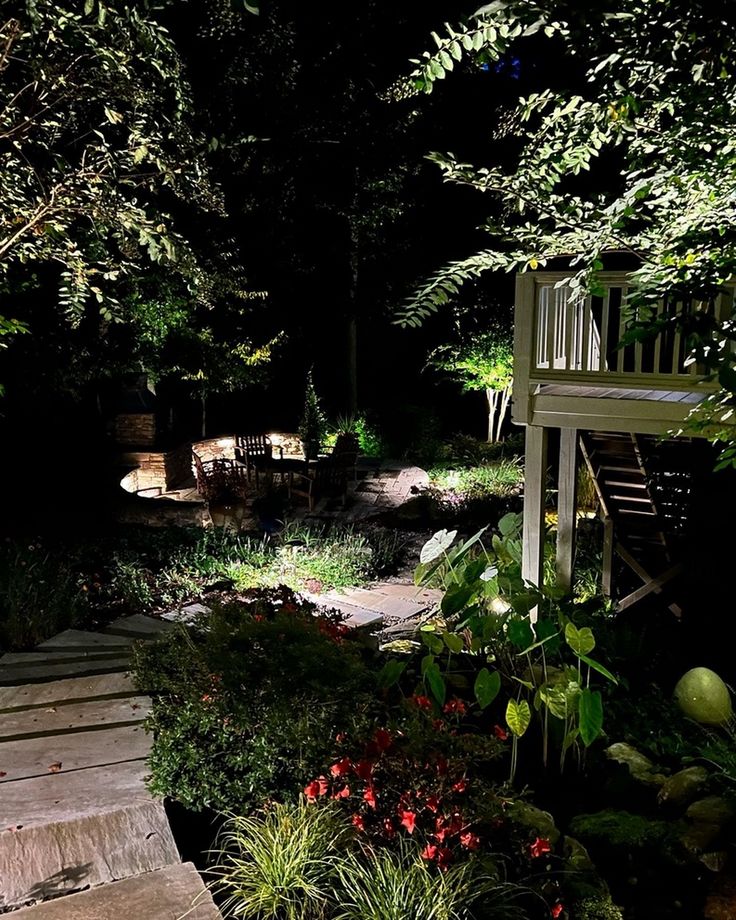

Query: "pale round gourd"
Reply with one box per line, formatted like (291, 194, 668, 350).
(674, 667, 733, 726)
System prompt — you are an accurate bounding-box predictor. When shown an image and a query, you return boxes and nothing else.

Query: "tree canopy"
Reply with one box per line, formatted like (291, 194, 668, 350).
(396, 0, 736, 455)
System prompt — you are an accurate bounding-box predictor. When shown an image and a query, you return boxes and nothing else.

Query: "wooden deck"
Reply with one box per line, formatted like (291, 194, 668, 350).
(519, 383, 707, 435)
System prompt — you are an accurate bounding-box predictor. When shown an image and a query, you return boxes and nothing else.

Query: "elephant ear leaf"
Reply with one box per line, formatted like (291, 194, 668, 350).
(506, 698, 531, 737)
(420, 529, 457, 564)
(579, 688, 603, 746)
(474, 668, 501, 709)
(565, 623, 595, 656)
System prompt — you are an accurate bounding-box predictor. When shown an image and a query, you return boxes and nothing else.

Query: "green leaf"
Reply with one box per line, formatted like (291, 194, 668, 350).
(421, 653, 435, 675)
(84, 0, 94, 14)
(474, 668, 501, 708)
(376, 659, 406, 690)
(462, 558, 487, 584)
(424, 662, 447, 706)
(506, 698, 531, 737)
(439, 50, 454, 71)
(578, 653, 618, 684)
(450, 40, 462, 61)
(507, 616, 534, 649)
(443, 632, 464, 654)
(579, 689, 603, 746)
(420, 529, 457, 564)
(421, 631, 444, 655)
(441, 583, 475, 617)
(498, 512, 521, 537)
(538, 684, 568, 720)
(565, 623, 596, 656)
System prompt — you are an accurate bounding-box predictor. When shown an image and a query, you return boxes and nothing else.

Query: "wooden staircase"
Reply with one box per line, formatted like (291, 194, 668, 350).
(580, 431, 694, 615)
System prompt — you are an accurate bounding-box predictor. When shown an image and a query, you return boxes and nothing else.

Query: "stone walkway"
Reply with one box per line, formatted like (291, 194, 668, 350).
(0, 580, 438, 915)
(0, 618, 220, 918)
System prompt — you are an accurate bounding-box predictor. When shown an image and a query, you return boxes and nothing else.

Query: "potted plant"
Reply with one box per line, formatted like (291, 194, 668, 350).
(331, 414, 361, 456)
(298, 369, 327, 460)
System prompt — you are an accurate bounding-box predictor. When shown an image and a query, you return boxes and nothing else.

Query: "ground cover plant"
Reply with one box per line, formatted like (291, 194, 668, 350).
(0, 522, 405, 651)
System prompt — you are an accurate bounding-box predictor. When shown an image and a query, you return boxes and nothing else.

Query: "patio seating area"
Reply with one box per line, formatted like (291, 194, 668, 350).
(119, 434, 429, 530)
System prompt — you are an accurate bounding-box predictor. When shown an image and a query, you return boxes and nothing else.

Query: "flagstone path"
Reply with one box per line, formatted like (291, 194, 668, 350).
(0, 617, 220, 918)
(0, 577, 438, 915)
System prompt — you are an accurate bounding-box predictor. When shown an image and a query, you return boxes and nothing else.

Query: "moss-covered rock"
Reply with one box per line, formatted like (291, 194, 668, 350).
(573, 895, 624, 920)
(658, 766, 709, 810)
(569, 809, 678, 850)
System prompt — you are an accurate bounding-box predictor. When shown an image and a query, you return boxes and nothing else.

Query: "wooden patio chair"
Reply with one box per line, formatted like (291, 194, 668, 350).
(234, 433, 283, 486)
(288, 458, 348, 512)
(330, 433, 359, 483)
(193, 450, 248, 502)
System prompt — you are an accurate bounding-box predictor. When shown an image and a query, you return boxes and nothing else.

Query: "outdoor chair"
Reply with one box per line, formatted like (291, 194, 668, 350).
(193, 450, 248, 502)
(330, 433, 359, 483)
(234, 433, 283, 486)
(288, 458, 348, 512)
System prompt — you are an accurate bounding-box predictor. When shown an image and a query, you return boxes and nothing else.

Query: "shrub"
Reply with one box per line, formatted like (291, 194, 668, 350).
(133, 588, 381, 812)
(333, 840, 493, 920)
(211, 799, 349, 920)
(0, 540, 86, 651)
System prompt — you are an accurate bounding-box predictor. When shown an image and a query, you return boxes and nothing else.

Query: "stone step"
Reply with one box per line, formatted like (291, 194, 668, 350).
(0, 723, 150, 782)
(1, 650, 130, 666)
(371, 583, 443, 605)
(322, 586, 426, 620)
(309, 596, 383, 629)
(0, 696, 150, 740)
(37, 630, 136, 652)
(0, 658, 131, 686)
(0, 758, 157, 829)
(0, 673, 137, 711)
(104, 614, 177, 639)
(0, 791, 181, 909)
(8, 863, 221, 919)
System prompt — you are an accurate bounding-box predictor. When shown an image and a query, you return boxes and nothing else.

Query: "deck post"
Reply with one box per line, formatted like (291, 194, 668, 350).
(602, 516, 614, 596)
(556, 427, 578, 594)
(522, 424, 549, 621)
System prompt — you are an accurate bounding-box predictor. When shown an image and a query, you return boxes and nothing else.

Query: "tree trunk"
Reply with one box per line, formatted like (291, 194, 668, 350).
(496, 384, 512, 443)
(200, 393, 207, 439)
(346, 185, 359, 418)
(486, 388, 499, 443)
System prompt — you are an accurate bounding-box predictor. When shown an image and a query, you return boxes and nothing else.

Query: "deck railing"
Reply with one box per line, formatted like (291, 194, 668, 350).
(515, 271, 732, 392)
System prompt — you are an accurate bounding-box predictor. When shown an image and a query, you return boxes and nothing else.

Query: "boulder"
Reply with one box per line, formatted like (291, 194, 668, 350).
(658, 766, 709, 810)
(605, 742, 667, 787)
(507, 800, 560, 844)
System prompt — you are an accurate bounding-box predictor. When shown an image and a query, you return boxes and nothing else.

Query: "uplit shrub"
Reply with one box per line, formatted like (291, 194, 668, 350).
(133, 587, 382, 811)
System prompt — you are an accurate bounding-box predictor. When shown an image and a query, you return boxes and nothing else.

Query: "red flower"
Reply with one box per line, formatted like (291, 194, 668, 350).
(528, 836, 552, 859)
(330, 757, 352, 777)
(335, 732, 347, 743)
(436, 847, 453, 868)
(412, 695, 433, 710)
(374, 728, 392, 751)
(493, 724, 509, 741)
(443, 698, 466, 715)
(421, 844, 437, 861)
(363, 786, 377, 809)
(253, 614, 265, 622)
(200, 694, 214, 704)
(425, 795, 441, 814)
(400, 810, 417, 834)
(332, 785, 350, 799)
(354, 760, 373, 781)
(304, 776, 329, 801)
(452, 778, 468, 794)
(460, 831, 480, 851)
(383, 817, 396, 838)
(551, 905, 564, 919)
(352, 814, 365, 831)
